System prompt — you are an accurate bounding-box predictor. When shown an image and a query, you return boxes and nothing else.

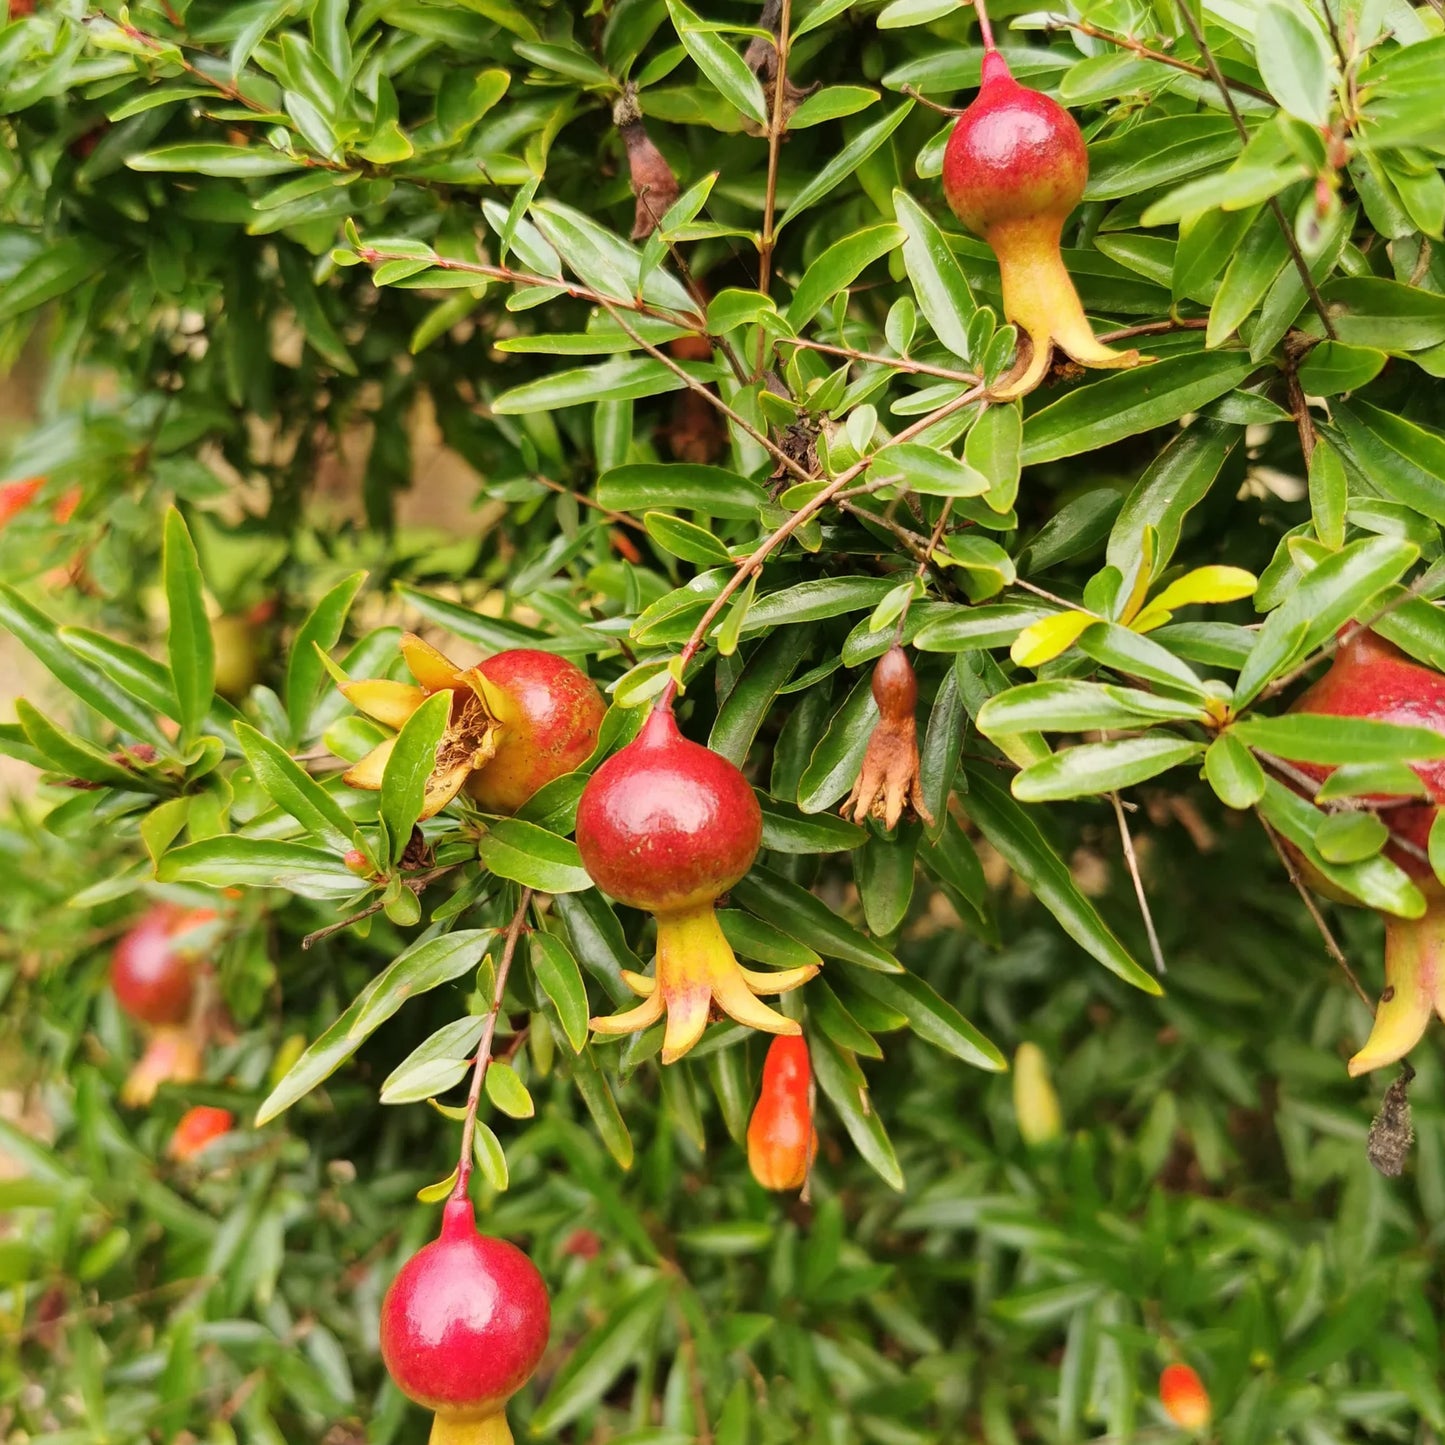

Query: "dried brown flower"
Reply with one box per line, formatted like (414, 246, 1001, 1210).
(842, 645, 934, 830)
(614, 90, 680, 241)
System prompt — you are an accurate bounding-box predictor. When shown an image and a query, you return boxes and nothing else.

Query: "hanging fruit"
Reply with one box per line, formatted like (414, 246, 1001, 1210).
(1158, 1362, 1212, 1431)
(168, 1105, 234, 1162)
(578, 705, 818, 1062)
(380, 1196, 550, 1445)
(340, 635, 605, 817)
(843, 645, 934, 829)
(942, 50, 1147, 398)
(747, 1035, 817, 1191)
(1284, 629, 1445, 1075)
(613, 87, 680, 240)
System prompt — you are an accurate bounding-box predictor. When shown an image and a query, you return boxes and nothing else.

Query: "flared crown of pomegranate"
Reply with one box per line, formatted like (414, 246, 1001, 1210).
(380, 1197, 551, 1445)
(942, 49, 1146, 398)
(577, 705, 817, 1063)
(1287, 629, 1445, 1075)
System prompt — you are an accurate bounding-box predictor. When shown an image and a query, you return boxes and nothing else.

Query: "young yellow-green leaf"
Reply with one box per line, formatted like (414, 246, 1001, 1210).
(1011, 610, 1093, 668)
(1431, 809, 1445, 887)
(416, 1169, 459, 1203)
(716, 574, 755, 658)
(643, 511, 734, 565)
(163, 508, 215, 741)
(473, 1121, 510, 1191)
(1204, 733, 1266, 810)
(1132, 565, 1258, 632)
(485, 1061, 535, 1119)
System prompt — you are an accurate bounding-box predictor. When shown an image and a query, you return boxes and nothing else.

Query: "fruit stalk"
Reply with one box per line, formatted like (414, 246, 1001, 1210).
(455, 890, 533, 1199)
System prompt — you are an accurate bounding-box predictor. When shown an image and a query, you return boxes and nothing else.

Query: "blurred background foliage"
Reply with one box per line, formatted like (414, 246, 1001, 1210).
(5, 0, 1445, 1442)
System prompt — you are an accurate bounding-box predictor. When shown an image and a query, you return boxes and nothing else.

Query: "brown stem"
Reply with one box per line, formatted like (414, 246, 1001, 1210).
(757, 0, 794, 305)
(454, 889, 533, 1199)
(655, 383, 987, 709)
(530, 472, 647, 531)
(300, 865, 461, 949)
(1172, 0, 1337, 340)
(1110, 788, 1168, 975)
(1257, 813, 1372, 1007)
(894, 499, 954, 642)
(1286, 365, 1317, 466)
(900, 84, 966, 117)
(776, 334, 981, 385)
(1096, 318, 1210, 344)
(1046, 16, 1272, 102)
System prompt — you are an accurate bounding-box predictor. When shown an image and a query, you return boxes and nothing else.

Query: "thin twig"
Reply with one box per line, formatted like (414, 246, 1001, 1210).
(1044, 16, 1272, 102)
(454, 889, 534, 1198)
(900, 84, 965, 117)
(657, 384, 987, 707)
(1110, 789, 1168, 975)
(1172, 0, 1337, 340)
(530, 471, 648, 530)
(895, 499, 954, 642)
(1096, 318, 1210, 343)
(972, 0, 995, 50)
(300, 865, 462, 949)
(776, 334, 981, 385)
(1257, 813, 1371, 1007)
(757, 0, 794, 304)
(1286, 364, 1317, 466)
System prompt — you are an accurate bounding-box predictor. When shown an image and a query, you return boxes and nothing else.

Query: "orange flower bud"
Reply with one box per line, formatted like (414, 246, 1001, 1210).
(1159, 1362, 1211, 1431)
(747, 1035, 817, 1191)
(168, 1105, 234, 1161)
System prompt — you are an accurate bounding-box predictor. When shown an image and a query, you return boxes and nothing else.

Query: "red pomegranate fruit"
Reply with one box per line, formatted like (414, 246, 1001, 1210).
(111, 905, 210, 1025)
(341, 636, 605, 817)
(942, 49, 1145, 398)
(747, 1035, 817, 1191)
(380, 1197, 550, 1445)
(577, 704, 818, 1063)
(1287, 629, 1445, 1075)
(168, 1105, 234, 1161)
(1158, 1362, 1212, 1431)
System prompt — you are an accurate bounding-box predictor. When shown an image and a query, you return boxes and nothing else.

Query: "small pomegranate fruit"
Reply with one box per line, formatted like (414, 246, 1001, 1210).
(111, 905, 208, 1025)
(210, 613, 261, 700)
(578, 705, 818, 1062)
(342, 635, 604, 817)
(1286, 629, 1445, 1075)
(747, 1035, 817, 1191)
(843, 645, 934, 829)
(1158, 1362, 1211, 1431)
(614, 88, 680, 241)
(380, 1196, 550, 1445)
(168, 1105, 234, 1161)
(942, 50, 1146, 398)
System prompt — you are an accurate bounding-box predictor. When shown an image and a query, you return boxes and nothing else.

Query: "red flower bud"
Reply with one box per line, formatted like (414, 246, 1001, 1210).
(1159, 1363, 1211, 1431)
(747, 1035, 817, 1191)
(168, 1105, 234, 1161)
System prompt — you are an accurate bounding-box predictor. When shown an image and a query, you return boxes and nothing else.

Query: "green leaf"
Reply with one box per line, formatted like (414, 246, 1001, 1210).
(599, 464, 766, 519)
(0, 237, 115, 325)
(893, 188, 975, 360)
(643, 512, 734, 565)
(780, 102, 914, 231)
(1084, 115, 1242, 202)
(1296, 342, 1386, 396)
(914, 602, 1053, 654)
(162, 509, 214, 742)
(0, 586, 164, 744)
(131, 143, 306, 177)
(532, 1279, 670, 1432)
(157, 837, 360, 900)
(880, 442, 989, 498)
(569, 1047, 635, 1169)
(1234, 536, 1418, 707)
(1012, 737, 1204, 803)
(380, 691, 450, 863)
(787, 224, 904, 330)
(1255, 0, 1336, 126)
(797, 672, 876, 813)
(381, 1016, 486, 1105)
(15, 701, 153, 788)
(732, 867, 901, 971)
(978, 681, 1206, 735)
(1315, 810, 1389, 864)
(1312, 277, 1445, 352)
(531, 931, 591, 1052)
(1022, 353, 1256, 466)
(810, 1033, 904, 1191)
(478, 819, 592, 893)
(1332, 402, 1445, 526)
(1232, 713, 1445, 765)
(494, 359, 715, 414)
(965, 402, 1022, 514)
(1204, 733, 1266, 810)
(744, 577, 901, 634)
(1308, 436, 1347, 549)
(962, 766, 1159, 993)
(718, 910, 824, 970)
(234, 723, 363, 856)
(665, 0, 768, 123)
(485, 1061, 535, 1118)
(709, 627, 813, 766)
(848, 968, 1005, 1071)
(255, 930, 493, 1124)
(286, 572, 366, 739)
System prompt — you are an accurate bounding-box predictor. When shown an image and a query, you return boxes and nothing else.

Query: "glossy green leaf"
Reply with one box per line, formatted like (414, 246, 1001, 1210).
(478, 819, 592, 894)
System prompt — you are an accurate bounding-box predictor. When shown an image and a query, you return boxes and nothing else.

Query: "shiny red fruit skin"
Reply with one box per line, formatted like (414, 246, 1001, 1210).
(169, 1105, 233, 1160)
(747, 1035, 815, 1191)
(575, 707, 762, 914)
(1289, 629, 1445, 876)
(466, 649, 605, 814)
(1158, 1362, 1211, 1429)
(942, 51, 1087, 239)
(111, 906, 202, 1025)
(381, 1198, 550, 1416)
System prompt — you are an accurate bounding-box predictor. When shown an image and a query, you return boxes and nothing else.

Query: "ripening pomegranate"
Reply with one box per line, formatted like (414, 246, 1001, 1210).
(380, 1197, 550, 1445)
(942, 50, 1145, 398)
(342, 636, 605, 817)
(168, 1105, 234, 1161)
(747, 1035, 817, 1191)
(1286, 629, 1445, 1075)
(578, 705, 817, 1063)
(1158, 1362, 1212, 1430)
